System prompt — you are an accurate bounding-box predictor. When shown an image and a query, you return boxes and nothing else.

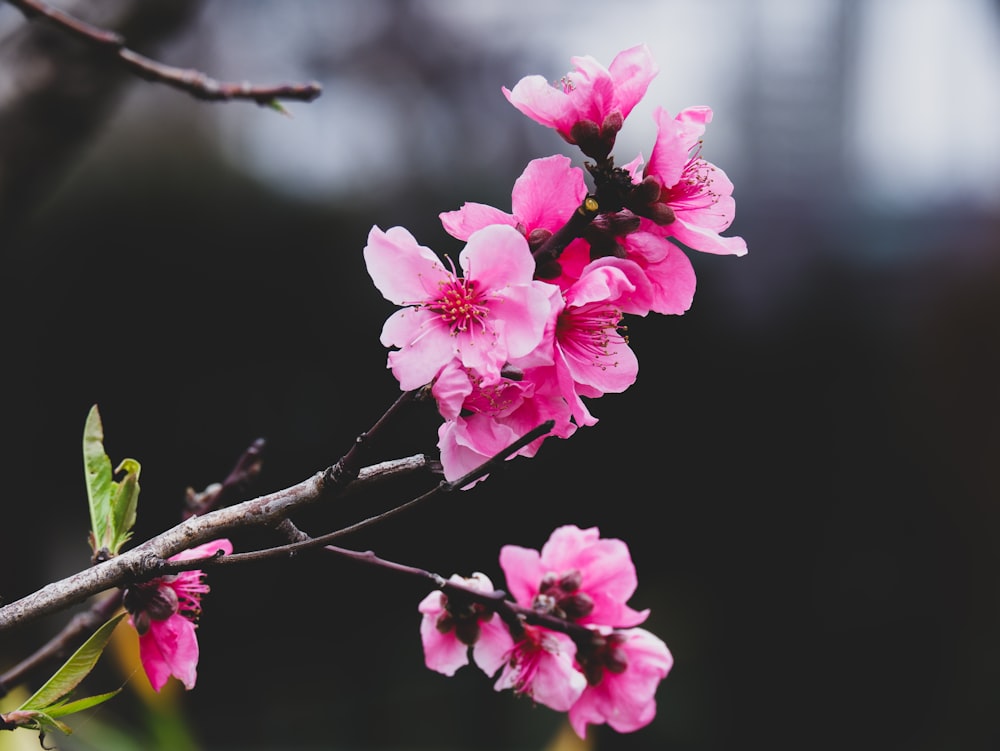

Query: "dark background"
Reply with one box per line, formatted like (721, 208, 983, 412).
(2, 1, 999, 750)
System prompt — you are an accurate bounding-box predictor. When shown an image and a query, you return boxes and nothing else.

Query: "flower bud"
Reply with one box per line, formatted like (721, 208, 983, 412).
(629, 175, 662, 206)
(600, 111, 624, 140)
(557, 570, 583, 592)
(526, 227, 553, 251)
(570, 118, 615, 161)
(558, 591, 595, 620)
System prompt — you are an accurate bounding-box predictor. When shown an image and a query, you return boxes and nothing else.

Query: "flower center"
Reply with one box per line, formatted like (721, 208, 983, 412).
(557, 302, 627, 370)
(462, 369, 531, 417)
(660, 142, 720, 211)
(428, 277, 489, 335)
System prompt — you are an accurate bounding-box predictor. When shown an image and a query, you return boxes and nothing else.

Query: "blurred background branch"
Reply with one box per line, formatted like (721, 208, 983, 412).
(0, 0, 204, 244)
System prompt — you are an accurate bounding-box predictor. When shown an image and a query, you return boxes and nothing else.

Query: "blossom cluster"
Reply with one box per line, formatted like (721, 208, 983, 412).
(365, 44, 746, 483)
(419, 524, 671, 739)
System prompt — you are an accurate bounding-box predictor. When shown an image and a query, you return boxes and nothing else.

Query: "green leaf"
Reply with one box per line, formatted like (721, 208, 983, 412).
(83, 404, 114, 555)
(83, 405, 140, 556)
(19, 613, 126, 712)
(110, 458, 140, 552)
(44, 688, 122, 719)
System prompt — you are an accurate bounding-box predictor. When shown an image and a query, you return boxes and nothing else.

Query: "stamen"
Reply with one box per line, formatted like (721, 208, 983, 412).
(558, 302, 626, 370)
(660, 141, 726, 218)
(425, 276, 490, 336)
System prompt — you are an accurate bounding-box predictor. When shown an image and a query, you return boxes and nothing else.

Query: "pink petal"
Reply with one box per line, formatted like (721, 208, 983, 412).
(511, 155, 588, 232)
(169, 539, 233, 563)
(555, 348, 599, 427)
(363, 225, 448, 304)
(538, 525, 596, 565)
(430, 362, 475, 421)
(607, 44, 658, 120)
(492, 284, 553, 361)
(437, 418, 517, 486)
(502, 77, 575, 135)
(139, 615, 199, 691)
(385, 327, 457, 391)
(579, 257, 656, 315)
(498, 544, 545, 606)
(668, 219, 748, 257)
(459, 224, 535, 290)
(646, 106, 712, 185)
(621, 233, 697, 315)
(440, 203, 516, 241)
(472, 616, 516, 677)
(419, 610, 471, 677)
(568, 55, 616, 124)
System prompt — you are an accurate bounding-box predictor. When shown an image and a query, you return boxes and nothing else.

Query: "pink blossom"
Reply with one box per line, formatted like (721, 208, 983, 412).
(418, 573, 515, 677)
(643, 106, 748, 257)
(499, 525, 648, 629)
(432, 361, 577, 484)
(569, 627, 674, 738)
(551, 260, 646, 426)
(364, 224, 553, 391)
(503, 45, 658, 159)
(494, 625, 586, 711)
(124, 539, 233, 691)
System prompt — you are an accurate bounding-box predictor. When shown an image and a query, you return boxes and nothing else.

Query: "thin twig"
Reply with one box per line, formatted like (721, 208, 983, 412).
(325, 388, 421, 488)
(184, 438, 266, 518)
(6, 0, 322, 106)
(312, 544, 596, 642)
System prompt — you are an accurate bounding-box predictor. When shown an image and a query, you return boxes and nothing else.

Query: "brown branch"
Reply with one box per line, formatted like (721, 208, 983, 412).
(0, 454, 434, 634)
(6, 0, 322, 105)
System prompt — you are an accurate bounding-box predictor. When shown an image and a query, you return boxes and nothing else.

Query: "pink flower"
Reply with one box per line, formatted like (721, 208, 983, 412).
(643, 106, 748, 257)
(364, 224, 554, 391)
(123, 539, 233, 691)
(503, 45, 658, 160)
(499, 525, 648, 629)
(494, 625, 586, 712)
(432, 361, 577, 484)
(569, 627, 673, 738)
(418, 573, 515, 677)
(551, 260, 647, 427)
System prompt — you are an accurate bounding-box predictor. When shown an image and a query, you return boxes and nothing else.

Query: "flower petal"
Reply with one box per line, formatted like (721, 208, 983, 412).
(364, 225, 448, 304)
